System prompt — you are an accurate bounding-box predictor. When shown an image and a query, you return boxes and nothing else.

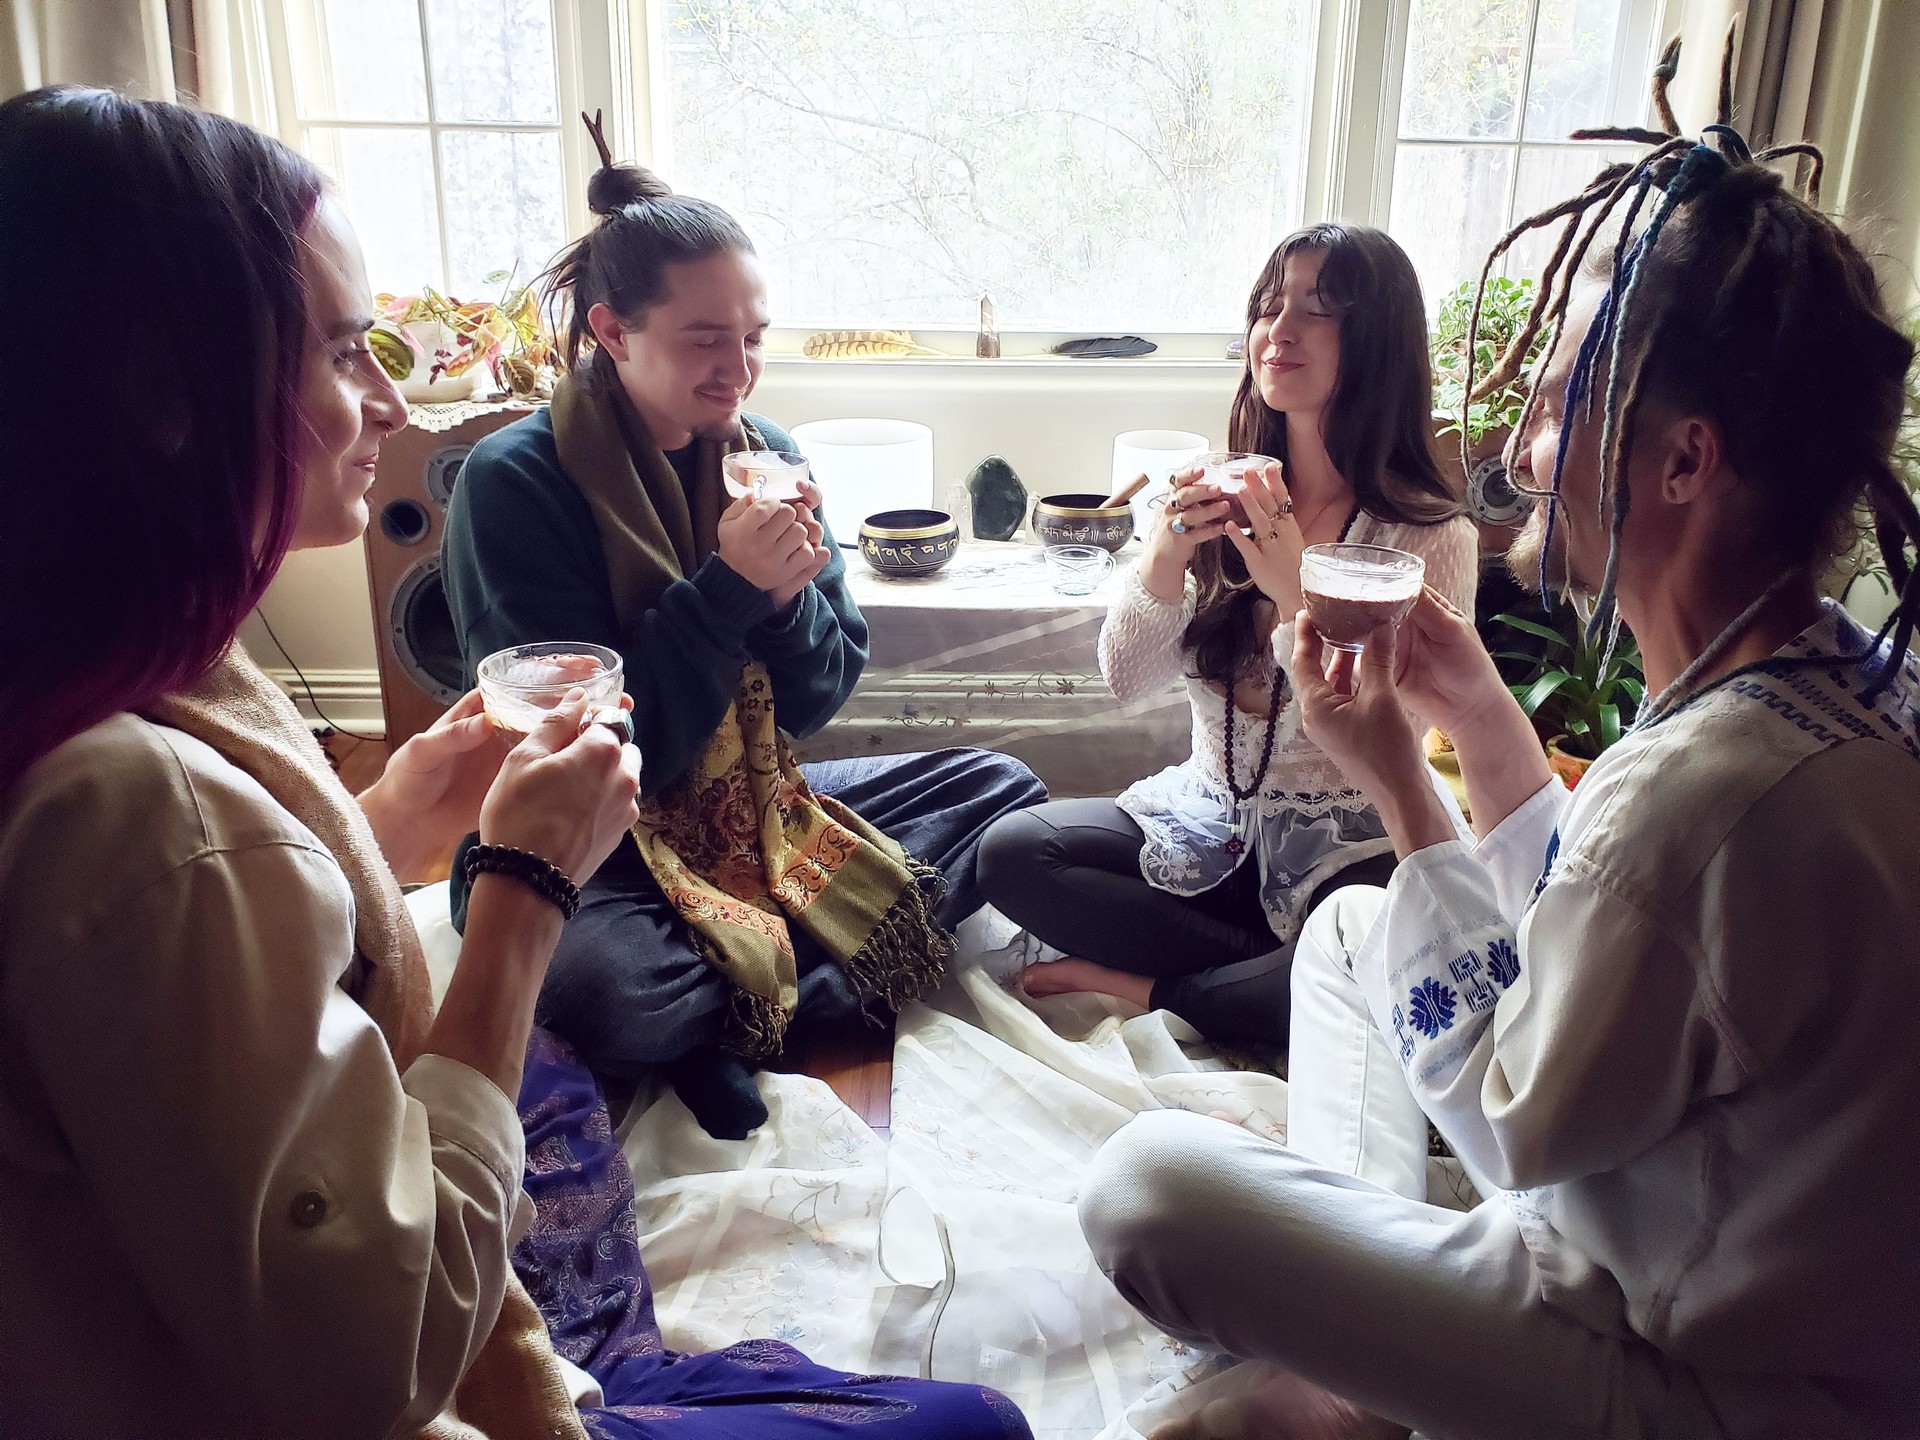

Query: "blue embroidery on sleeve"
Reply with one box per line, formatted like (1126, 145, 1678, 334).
(1390, 1003, 1415, 1062)
(1407, 977, 1458, 1038)
(1529, 829, 1561, 904)
(1486, 938, 1520, 988)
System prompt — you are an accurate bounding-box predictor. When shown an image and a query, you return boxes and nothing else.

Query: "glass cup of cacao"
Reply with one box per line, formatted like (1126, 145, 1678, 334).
(1299, 543, 1425, 655)
(1197, 451, 1278, 530)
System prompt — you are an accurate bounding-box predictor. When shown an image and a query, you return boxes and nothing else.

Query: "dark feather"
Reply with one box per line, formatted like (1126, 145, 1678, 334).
(1048, 335, 1157, 358)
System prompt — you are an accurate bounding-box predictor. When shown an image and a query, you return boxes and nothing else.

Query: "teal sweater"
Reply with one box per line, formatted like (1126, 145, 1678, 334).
(440, 408, 868, 796)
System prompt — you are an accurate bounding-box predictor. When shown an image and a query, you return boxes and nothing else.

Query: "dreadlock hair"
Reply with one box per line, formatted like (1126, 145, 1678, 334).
(1183, 224, 1460, 688)
(1470, 26, 1920, 698)
(538, 109, 753, 379)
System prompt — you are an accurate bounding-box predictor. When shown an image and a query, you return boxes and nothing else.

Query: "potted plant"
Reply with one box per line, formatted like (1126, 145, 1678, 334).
(1430, 275, 1543, 490)
(1826, 315, 1920, 628)
(370, 273, 558, 403)
(1486, 597, 1646, 786)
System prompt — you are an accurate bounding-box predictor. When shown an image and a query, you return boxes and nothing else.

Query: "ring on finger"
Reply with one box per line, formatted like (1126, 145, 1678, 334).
(1170, 517, 1188, 534)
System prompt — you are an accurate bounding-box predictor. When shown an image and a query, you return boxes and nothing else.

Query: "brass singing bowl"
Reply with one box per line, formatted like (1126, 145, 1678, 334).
(859, 508, 960, 576)
(1032, 492, 1134, 552)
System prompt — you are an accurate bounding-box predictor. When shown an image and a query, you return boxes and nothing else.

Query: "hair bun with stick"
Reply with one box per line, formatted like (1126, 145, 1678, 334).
(582, 109, 671, 216)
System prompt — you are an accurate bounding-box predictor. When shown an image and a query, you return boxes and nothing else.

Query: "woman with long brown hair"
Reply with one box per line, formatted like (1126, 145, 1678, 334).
(978, 225, 1477, 1056)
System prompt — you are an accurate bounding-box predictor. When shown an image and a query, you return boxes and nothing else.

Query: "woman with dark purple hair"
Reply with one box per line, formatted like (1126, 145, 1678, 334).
(0, 87, 1028, 1440)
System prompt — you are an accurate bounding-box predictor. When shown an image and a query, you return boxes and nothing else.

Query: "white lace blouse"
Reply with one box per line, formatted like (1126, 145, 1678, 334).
(1100, 511, 1480, 945)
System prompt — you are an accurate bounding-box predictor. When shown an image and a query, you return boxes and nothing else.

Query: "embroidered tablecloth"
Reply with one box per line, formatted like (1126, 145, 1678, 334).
(794, 540, 1189, 797)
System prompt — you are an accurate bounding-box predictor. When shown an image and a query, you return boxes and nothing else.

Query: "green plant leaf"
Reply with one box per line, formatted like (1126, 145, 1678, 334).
(1494, 613, 1571, 648)
(1518, 670, 1575, 714)
(1599, 703, 1622, 751)
(1617, 677, 1645, 704)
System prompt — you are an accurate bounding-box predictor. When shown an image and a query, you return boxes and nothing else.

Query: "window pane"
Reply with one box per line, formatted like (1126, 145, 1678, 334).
(1507, 142, 1640, 275)
(425, 0, 559, 124)
(1524, 0, 1627, 140)
(439, 130, 566, 297)
(300, 0, 428, 122)
(307, 126, 444, 292)
(1399, 0, 1529, 141)
(1388, 143, 1514, 313)
(660, 0, 1316, 331)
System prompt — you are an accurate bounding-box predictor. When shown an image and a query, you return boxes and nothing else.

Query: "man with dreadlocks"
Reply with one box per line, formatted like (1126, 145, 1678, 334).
(1076, 70, 1920, 1440)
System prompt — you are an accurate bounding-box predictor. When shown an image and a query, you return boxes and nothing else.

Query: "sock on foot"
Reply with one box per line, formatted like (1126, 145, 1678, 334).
(669, 1049, 768, 1140)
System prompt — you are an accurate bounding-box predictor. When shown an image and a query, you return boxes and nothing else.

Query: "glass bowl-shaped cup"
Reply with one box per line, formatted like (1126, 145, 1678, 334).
(1197, 451, 1278, 529)
(476, 641, 625, 739)
(1299, 543, 1424, 654)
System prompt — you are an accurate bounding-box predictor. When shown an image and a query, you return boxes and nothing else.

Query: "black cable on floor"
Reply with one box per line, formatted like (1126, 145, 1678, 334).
(257, 610, 386, 744)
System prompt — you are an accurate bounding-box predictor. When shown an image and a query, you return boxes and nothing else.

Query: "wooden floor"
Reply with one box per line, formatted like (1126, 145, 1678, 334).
(326, 732, 894, 1135)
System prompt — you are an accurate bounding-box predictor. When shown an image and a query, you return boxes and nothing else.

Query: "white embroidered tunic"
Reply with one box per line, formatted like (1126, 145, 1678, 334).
(1100, 511, 1479, 944)
(1353, 602, 1920, 1436)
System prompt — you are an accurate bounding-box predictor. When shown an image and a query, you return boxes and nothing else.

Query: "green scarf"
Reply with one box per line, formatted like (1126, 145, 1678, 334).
(550, 368, 951, 1056)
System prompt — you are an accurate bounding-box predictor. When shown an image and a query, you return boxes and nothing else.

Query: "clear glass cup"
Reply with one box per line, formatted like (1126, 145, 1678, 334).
(476, 641, 628, 739)
(1043, 543, 1116, 595)
(1197, 451, 1278, 528)
(1300, 543, 1425, 655)
(722, 449, 810, 502)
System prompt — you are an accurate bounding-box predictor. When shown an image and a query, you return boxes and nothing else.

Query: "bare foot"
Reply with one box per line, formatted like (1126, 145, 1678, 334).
(1019, 959, 1154, 1008)
(1151, 1364, 1408, 1440)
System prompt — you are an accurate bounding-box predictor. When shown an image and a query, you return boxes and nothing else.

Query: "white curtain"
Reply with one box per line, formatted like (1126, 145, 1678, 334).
(0, 0, 178, 101)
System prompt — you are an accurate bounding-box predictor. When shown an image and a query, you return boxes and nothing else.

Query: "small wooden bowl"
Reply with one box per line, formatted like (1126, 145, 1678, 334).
(1032, 492, 1134, 552)
(859, 508, 960, 577)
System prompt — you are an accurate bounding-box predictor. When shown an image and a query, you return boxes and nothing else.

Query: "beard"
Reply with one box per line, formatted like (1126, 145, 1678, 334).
(692, 414, 743, 442)
(1506, 501, 1575, 597)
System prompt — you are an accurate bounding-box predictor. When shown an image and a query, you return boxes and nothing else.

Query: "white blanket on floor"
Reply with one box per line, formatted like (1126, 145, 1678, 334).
(406, 888, 1433, 1440)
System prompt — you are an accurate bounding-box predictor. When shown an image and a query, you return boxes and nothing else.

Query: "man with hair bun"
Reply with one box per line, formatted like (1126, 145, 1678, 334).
(1076, 83, 1920, 1440)
(443, 118, 1044, 1140)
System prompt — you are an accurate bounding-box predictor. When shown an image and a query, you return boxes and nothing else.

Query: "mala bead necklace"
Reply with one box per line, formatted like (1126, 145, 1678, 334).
(1220, 676, 1286, 856)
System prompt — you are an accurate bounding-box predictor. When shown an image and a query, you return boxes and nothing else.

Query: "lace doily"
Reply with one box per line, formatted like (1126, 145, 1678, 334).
(404, 397, 542, 434)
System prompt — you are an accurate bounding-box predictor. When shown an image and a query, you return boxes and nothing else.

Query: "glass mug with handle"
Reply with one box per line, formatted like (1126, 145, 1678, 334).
(476, 641, 635, 746)
(722, 449, 810, 502)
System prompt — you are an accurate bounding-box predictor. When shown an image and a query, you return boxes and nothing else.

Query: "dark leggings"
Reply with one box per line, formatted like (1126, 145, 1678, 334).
(976, 798, 1396, 1055)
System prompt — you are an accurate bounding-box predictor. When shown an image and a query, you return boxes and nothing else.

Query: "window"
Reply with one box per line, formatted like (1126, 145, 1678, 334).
(267, 0, 1666, 329)
(1385, 0, 1662, 313)
(652, 0, 1318, 332)
(280, 0, 570, 298)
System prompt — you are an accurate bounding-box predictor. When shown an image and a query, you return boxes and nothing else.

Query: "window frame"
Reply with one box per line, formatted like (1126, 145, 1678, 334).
(263, 0, 586, 296)
(262, 0, 1683, 345)
(1370, 0, 1673, 277)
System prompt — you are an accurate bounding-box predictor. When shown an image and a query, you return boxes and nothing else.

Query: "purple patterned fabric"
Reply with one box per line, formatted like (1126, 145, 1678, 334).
(514, 1028, 1032, 1440)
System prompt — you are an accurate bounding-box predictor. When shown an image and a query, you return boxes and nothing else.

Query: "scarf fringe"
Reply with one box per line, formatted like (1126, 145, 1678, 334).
(726, 982, 793, 1060)
(839, 858, 954, 1016)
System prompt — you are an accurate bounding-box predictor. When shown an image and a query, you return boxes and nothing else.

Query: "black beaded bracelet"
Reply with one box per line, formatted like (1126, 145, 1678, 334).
(463, 843, 582, 920)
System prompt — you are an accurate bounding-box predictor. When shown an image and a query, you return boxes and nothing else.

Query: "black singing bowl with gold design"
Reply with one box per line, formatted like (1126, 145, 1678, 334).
(859, 508, 961, 577)
(1032, 492, 1134, 552)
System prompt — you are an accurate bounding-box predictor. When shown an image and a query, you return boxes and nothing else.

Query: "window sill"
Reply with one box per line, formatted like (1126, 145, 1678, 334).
(763, 353, 1242, 377)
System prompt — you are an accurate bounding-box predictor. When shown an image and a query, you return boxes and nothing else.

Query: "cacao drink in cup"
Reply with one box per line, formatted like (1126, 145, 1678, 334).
(1197, 451, 1278, 531)
(476, 641, 632, 744)
(722, 449, 809, 503)
(1299, 543, 1425, 655)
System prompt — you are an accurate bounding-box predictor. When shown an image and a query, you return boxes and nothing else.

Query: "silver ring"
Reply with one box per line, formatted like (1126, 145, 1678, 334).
(1278, 501, 1294, 515)
(1170, 518, 1188, 534)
